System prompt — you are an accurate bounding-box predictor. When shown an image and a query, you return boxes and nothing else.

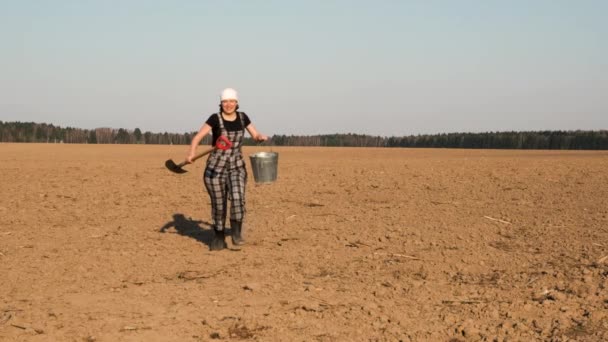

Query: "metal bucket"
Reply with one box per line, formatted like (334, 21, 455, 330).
(249, 152, 278, 184)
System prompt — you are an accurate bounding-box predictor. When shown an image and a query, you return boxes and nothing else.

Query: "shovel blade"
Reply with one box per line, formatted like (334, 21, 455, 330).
(165, 159, 187, 174)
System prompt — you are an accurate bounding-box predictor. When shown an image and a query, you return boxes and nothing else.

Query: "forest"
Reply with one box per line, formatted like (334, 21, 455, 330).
(1, 121, 607, 150)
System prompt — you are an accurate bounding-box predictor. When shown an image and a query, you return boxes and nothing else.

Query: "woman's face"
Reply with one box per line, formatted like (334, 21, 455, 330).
(221, 99, 238, 114)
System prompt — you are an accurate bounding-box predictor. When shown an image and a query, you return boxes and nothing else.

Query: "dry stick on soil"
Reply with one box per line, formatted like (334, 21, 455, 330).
(442, 299, 483, 305)
(430, 201, 455, 205)
(120, 325, 152, 332)
(598, 255, 608, 264)
(313, 212, 353, 222)
(374, 252, 422, 260)
(592, 243, 604, 247)
(277, 237, 299, 246)
(392, 253, 422, 260)
(442, 299, 511, 305)
(309, 296, 331, 306)
(346, 240, 371, 248)
(484, 216, 511, 225)
(526, 276, 540, 286)
(177, 270, 224, 281)
(0, 314, 11, 325)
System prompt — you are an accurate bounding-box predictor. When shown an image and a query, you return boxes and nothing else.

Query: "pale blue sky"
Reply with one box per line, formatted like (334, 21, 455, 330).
(1, 0, 606, 136)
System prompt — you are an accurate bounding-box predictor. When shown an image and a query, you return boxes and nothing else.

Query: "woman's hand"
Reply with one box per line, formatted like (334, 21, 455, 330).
(246, 124, 268, 142)
(256, 134, 268, 142)
(186, 151, 196, 164)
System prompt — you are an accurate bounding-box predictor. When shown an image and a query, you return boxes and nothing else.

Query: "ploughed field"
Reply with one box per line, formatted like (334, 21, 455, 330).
(1, 144, 607, 341)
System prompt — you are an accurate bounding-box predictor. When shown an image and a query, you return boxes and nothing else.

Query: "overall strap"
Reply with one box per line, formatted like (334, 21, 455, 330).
(217, 113, 227, 136)
(237, 112, 245, 132)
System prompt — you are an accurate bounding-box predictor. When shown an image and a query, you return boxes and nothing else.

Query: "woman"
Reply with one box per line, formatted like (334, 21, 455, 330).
(187, 88, 268, 251)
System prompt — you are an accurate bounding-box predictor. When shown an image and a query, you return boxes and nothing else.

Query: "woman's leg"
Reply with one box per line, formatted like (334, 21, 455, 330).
(204, 168, 229, 250)
(204, 169, 229, 231)
(228, 167, 247, 245)
(228, 167, 247, 222)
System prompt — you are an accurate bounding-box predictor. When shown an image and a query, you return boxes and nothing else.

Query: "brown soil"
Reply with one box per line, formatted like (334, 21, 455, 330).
(1, 144, 607, 341)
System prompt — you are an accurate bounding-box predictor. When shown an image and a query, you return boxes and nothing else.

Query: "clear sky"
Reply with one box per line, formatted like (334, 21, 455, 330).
(1, 0, 606, 136)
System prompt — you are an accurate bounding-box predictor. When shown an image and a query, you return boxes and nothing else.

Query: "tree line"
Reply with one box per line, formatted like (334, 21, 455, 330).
(273, 131, 608, 150)
(1, 121, 607, 150)
(0, 121, 210, 145)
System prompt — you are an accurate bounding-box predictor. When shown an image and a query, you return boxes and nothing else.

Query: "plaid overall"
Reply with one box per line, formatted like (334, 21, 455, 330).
(203, 113, 247, 231)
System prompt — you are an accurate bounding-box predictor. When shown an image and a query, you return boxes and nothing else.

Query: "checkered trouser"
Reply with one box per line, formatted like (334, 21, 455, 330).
(203, 166, 247, 231)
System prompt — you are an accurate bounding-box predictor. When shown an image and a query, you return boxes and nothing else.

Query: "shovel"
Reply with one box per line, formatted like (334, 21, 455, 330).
(165, 135, 232, 174)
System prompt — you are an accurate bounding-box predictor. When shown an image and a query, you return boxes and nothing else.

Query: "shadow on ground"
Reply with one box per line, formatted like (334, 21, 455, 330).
(159, 213, 215, 247)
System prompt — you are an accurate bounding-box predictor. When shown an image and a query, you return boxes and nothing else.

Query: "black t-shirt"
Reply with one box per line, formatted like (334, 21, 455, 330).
(205, 112, 251, 146)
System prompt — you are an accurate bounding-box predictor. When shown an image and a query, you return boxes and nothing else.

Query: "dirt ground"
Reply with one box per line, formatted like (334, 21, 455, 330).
(1, 144, 607, 341)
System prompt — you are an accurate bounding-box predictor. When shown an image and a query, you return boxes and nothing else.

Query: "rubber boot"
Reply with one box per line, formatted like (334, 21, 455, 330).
(210, 229, 227, 251)
(230, 220, 245, 246)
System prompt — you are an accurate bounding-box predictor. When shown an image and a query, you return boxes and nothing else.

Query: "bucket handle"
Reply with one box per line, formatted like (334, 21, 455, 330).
(256, 138, 273, 152)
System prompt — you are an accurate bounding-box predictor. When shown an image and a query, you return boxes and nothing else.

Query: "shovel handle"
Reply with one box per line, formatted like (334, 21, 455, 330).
(195, 146, 216, 160)
(177, 146, 215, 167)
(177, 136, 232, 167)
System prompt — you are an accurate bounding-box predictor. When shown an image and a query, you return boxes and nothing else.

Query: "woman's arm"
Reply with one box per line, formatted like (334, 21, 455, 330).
(246, 124, 268, 142)
(186, 123, 212, 163)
